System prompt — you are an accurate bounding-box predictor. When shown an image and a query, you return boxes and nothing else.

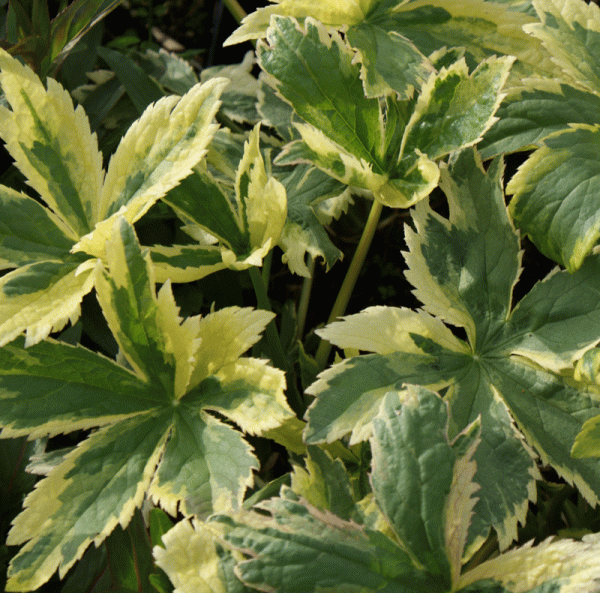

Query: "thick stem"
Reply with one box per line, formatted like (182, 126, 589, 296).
(315, 199, 383, 370)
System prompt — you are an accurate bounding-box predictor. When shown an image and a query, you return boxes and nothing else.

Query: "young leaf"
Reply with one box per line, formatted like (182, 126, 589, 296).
(152, 124, 287, 282)
(306, 148, 600, 554)
(0, 218, 292, 591)
(258, 16, 513, 208)
(0, 49, 225, 346)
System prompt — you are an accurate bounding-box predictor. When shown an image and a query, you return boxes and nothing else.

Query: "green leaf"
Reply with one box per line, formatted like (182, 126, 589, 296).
(0, 188, 75, 269)
(290, 445, 357, 521)
(259, 16, 389, 189)
(371, 389, 459, 587)
(306, 148, 600, 554)
(0, 49, 225, 345)
(135, 47, 199, 96)
(524, 0, 600, 94)
(215, 487, 429, 593)
(480, 80, 600, 158)
(209, 387, 482, 592)
(154, 124, 287, 281)
(484, 0, 600, 271)
(401, 56, 514, 163)
(0, 217, 291, 590)
(507, 125, 600, 272)
(104, 510, 154, 592)
(345, 21, 434, 98)
(47, 0, 123, 78)
(97, 46, 165, 115)
(259, 16, 512, 208)
(0, 48, 104, 238)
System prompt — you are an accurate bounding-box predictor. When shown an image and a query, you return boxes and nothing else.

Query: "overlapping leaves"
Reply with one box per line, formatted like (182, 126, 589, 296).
(0, 48, 225, 346)
(225, 0, 557, 92)
(156, 388, 600, 592)
(0, 217, 293, 591)
(481, 0, 600, 271)
(257, 15, 513, 208)
(150, 124, 287, 282)
(306, 148, 600, 555)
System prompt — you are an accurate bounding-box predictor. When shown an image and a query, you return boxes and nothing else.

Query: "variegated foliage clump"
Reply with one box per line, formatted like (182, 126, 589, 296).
(2, 0, 600, 591)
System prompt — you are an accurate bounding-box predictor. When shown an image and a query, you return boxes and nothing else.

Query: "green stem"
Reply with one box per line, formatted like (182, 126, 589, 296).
(296, 256, 315, 340)
(249, 266, 305, 415)
(222, 0, 247, 24)
(315, 199, 383, 370)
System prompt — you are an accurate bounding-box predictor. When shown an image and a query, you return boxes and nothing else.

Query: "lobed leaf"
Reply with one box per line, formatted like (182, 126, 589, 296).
(307, 148, 600, 553)
(507, 124, 600, 272)
(0, 217, 288, 590)
(0, 50, 225, 345)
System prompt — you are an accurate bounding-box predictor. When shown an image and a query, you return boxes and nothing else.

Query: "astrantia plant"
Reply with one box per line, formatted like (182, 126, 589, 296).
(2, 0, 600, 591)
(0, 217, 292, 591)
(0, 48, 225, 346)
(306, 148, 600, 554)
(156, 388, 600, 593)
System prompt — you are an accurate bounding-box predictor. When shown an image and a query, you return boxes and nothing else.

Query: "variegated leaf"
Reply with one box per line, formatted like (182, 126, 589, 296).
(0, 48, 103, 239)
(260, 16, 512, 208)
(307, 148, 600, 555)
(0, 217, 290, 590)
(0, 50, 225, 345)
(457, 533, 600, 592)
(74, 77, 228, 258)
(507, 124, 600, 272)
(226, 0, 557, 84)
(155, 124, 287, 280)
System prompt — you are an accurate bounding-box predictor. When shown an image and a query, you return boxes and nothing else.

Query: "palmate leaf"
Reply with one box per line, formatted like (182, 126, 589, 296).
(0, 48, 225, 346)
(306, 148, 600, 555)
(0, 218, 292, 591)
(480, 0, 600, 271)
(158, 388, 600, 592)
(258, 16, 513, 208)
